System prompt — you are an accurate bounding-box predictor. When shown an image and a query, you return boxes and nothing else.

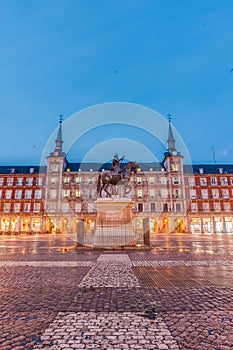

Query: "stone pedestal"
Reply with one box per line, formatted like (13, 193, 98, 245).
(93, 198, 138, 248)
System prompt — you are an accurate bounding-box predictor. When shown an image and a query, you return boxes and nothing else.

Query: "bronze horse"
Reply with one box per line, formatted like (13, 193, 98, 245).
(97, 161, 138, 197)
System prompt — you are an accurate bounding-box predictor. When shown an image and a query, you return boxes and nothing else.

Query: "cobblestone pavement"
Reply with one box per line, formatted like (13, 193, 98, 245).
(0, 233, 233, 349)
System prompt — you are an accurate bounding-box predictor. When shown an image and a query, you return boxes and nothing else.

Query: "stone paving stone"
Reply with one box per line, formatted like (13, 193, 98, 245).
(33, 312, 179, 350)
(0, 261, 93, 267)
(79, 254, 140, 288)
(131, 259, 233, 266)
(163, 311, 233, 350)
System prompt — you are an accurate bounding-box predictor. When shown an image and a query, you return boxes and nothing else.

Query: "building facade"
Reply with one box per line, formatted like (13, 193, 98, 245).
(0, 120, 233, 235)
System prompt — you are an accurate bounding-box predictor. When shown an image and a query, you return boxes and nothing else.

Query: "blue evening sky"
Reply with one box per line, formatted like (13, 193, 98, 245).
(0, 0, 233, 165)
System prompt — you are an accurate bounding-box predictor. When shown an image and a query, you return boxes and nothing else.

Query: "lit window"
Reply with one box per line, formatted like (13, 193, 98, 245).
(137, 177, 142, 184)
(50, 177, 57, 185)
(149, 177, 155, 184)
(75, 203, 82, 212)
(160, 189, 168, 198)
(75, 176, 82, 184)
(63, 190, 70, 198)
(64, 177, 70, 184)
(137, 189, 142, 198)
(172, 163, 179, 172)
(75, 189, 81, 197)
(149, 189, 155, 198)
(88, 177, 94, 184)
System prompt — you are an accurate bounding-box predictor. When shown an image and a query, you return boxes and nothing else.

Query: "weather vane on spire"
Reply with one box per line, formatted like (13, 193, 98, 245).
(59, 114, 63, 124)
(167, 113, 172, 123)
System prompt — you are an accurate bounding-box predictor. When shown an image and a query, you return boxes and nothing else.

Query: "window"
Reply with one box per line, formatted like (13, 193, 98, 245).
(75, 203, 82, 212)
(48, 203, 56, 212)
(25, 190, 32, 199)
(33, 203, 41, 213)
(188, 177, 195, 186)
(51, 163, 58, 172)
(29, 167, 35, 174)
(0, 178, 4, 186)
(222, 189, 229, 198)
(75, 176, 82, 184)
(150, 203, 156, 212)
(50, 177, 57, 185)
(173, 177, 180, 184)
(137, 189, 142, 198)
(191, 203, 198, 212)
(201, 189, 208, 199)
(189, 189, 196, 199)
(14, 203, 20, 212)
(62, 203, 69, 212)
(4, 203, 10, 212)
(149, 177, 155, 184)
(174, 189, 180, 198)
(63, 190, 70, 198)
(137, 177, 142, 184)
(64, 177, 70, 184)
(75, 189, 81, 198)
(224, 202, 231, 212)
(138, 203, 143, 212)
(15, 190, 22, 199)
(220, 177, 228, 186)
(149, 189, 155, 198)
(26, 178, 33, 186)
(0, 190, 2, 199)
(7, 178, 14, 186)
(172, 163, 179, 172)
(210, 177, 217, 185)
(163, 203, 168, 211)
(160, 176, 167, 185)
(200, 177, 207, 186)
(161, 189, 168, 198)
(199, 168, 204, 174)
(16, 178, 23, 186)
(35, 190, 42, 199)
(203, 203, 210, 212)
(36, 178, 43, 186)
(24, 203, 31, 212)
(50, 190, 57, 199)
(88, 177, 94, 184)
(214, 202, 221, 212)
(212, 189, 219, 199)
(5, 190, 12, 199)
(230, 177, 233, 185)
(218, 168, 223, 174)
(175, 203, 181, 211)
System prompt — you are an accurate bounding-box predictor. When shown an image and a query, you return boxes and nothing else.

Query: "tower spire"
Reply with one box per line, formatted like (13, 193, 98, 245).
(53, 114, 64, 155)
(167, 113, 177, 154)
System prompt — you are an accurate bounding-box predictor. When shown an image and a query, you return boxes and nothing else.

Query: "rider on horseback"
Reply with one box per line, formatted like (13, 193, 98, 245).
(111, 154, 125, 174)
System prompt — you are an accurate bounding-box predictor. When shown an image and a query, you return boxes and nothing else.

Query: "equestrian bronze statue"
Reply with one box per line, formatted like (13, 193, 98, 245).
(97, 160, 138, 198)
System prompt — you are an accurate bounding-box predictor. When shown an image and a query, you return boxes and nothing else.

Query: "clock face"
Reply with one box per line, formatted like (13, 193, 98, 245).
(172, 150, 177, 156)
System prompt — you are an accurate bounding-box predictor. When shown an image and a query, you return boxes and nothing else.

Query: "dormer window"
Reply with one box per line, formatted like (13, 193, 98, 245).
(218, 168, 223, 174)
(199, 168, 204, 174)
(29, 167, 35, 174)
(10, 168, 16, 174)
